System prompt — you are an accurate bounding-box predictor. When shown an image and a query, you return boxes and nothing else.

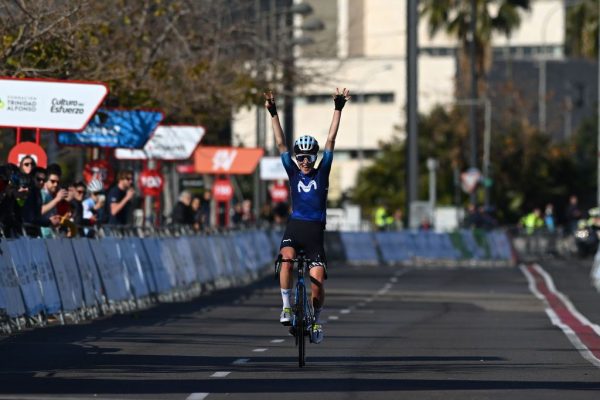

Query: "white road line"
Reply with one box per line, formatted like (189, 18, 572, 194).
(357, 302, 366, 307)
(252, 348, 268, 352)
(390, 277, 398, 283)
(210, 371, 231, 378)
(232, 358, 250, 365)
(270, 339, 285, 343)
(340, 309, 351, 314)
(328, 315, 339, 320)
(186, 393, 209, 400)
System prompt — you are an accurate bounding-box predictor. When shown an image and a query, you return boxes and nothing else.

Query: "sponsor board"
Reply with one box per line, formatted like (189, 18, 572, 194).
(57, 108, 163, 148)
(0, 77, 108, 130)
(194, 146, 264, 175)
(115, 125, 206, 160)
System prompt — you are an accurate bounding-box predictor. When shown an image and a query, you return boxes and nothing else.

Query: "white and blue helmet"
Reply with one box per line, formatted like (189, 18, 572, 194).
(293, 135, 319, 154)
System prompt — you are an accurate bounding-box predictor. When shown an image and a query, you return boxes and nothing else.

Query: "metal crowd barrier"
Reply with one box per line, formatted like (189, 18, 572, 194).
(0, 228, 278, 335)
(331, 229, 515, 267)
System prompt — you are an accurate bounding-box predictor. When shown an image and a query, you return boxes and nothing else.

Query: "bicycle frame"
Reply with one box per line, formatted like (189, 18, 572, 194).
(276, 251, 315, 367)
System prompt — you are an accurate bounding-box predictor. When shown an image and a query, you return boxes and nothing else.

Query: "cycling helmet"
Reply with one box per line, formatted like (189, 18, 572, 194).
(293, 135, 319, 155)
(87, 179, 103, 193)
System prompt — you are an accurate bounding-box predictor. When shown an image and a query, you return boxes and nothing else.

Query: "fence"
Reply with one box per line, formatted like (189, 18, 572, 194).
(1, 227, 516, 335)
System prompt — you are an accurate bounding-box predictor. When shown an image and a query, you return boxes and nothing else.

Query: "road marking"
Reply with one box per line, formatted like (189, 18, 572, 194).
(270, 339, 285, 343)
(340, 309, 351, 314)
(210, 371, 231, 378)
(390, 277, 398, 283)
(357, 302, 366, 307)
(186, 393, 209, 400)
(232, 358, 250, 365)
(328, 315, 339, 320)
(521, 263, 600, 368)
(252, 348, 268, 352)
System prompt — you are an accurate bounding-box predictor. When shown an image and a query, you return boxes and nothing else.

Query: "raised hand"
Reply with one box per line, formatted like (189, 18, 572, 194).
(264, 90, 277, 117)
(333, 88, 351, 111)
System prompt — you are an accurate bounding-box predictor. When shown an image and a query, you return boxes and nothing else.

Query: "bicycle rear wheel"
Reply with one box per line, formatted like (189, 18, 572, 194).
(296, 285, 306, 367)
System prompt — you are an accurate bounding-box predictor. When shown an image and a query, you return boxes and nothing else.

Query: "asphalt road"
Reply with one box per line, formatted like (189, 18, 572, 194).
(2, 258, 600, 400)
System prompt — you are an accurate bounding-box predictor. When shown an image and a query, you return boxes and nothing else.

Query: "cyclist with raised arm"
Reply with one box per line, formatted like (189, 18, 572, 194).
(265, 88, 350, 344)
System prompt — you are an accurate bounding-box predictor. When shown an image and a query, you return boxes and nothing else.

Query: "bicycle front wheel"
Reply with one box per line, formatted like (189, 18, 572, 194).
(296, 285, 306, 367)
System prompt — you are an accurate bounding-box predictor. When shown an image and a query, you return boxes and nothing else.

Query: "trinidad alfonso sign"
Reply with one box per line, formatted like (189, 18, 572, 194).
(0, 77, 108, 131)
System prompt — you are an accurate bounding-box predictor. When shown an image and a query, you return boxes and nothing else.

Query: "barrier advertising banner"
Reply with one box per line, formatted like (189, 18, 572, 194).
(194, 146, 264, 175)
(115, 125, 206, 160)
(0, 77, 108, 131)
(57, 109, 164, 148)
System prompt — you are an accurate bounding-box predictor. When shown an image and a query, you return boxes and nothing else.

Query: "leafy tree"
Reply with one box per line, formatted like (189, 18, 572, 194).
(420, 0, 530, 95)
(565, 0, 599, 59)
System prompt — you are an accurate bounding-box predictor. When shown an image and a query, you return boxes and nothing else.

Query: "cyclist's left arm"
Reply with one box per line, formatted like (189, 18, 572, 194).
(325, 88, 351, 152)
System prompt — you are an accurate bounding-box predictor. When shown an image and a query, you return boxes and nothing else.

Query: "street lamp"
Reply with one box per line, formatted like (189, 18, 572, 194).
(356, 64, 394, 168)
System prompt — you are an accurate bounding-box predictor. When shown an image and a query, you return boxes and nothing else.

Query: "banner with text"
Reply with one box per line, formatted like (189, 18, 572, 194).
(0, 77, 108, 131)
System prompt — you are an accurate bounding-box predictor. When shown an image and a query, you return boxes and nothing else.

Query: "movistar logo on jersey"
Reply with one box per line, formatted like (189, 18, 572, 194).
(298, 180, 317, 193)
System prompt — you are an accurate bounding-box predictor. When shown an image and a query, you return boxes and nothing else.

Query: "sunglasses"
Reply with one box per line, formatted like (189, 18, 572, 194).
(295, 154, 317, 163)
(48, 179, 59, 184)
(36, 177, 46, 182)
(124, 176, 133, 181)
(22, 162, 32, 167)
(77, 189, 86, 194)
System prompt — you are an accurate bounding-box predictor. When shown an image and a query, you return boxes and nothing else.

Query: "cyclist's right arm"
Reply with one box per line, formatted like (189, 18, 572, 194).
(265, 91, 288, 154)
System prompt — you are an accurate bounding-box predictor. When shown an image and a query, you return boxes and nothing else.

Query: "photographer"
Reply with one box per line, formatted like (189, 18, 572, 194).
(0, 164, 30, 237)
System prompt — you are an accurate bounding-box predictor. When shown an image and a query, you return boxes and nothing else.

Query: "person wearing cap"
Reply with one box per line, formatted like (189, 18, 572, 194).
(265, 87, 350, 344)
(82, 179, 106, 237)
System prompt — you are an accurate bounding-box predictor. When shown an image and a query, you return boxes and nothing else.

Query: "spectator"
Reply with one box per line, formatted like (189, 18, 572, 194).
(22, 167, 60, 237)
(190, 196, 202, 231)
(544, 203, 555, 233)
(0, 164, 29, 237)
(19, 155, 36, 176)
(200, 190, 212, 229)
(171, 190, 195, 225)
(106, 170, 135, 225)
(82, 179, 105, 237)
(69, 181, 88, 234)
(565, 195, 583, 234)
(40, 164, 68, 238)
(259, 203, 274, 225)
(231, 202, 243, 226)
(520, 207, 544, 235)
(241, 199, 254, 225)
(392, 208, 404, 230)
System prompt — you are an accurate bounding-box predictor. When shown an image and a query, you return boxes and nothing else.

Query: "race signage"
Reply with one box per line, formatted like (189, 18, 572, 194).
(57, 109, 164, 148)
(138, 169, 164, 197)
(8, 142, 48, 168)
(461, 168, 481, 194)
(115, 125, 206, 160)
(194, 146, 264, 175)
(260, 157, 288, 180)
(0, 77, 108, 130)
(83, 160, 115, 190)
(269, 182, 289, 203)
(212, 179, 234, 202)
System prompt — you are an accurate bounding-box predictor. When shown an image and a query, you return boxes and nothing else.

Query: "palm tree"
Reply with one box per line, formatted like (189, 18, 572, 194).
(565, 0, 599, 59)
(420, 0, 530, 95)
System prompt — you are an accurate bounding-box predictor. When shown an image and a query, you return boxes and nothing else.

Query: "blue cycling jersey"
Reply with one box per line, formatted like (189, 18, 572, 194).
(281, 150, 333, 223)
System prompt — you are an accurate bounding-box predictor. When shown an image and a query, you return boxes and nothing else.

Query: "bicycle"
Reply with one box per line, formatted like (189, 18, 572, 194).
(275, 251, 315, 367)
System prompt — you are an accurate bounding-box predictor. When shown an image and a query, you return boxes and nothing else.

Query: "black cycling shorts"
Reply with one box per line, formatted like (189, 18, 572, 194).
(279, 218, 327, 268)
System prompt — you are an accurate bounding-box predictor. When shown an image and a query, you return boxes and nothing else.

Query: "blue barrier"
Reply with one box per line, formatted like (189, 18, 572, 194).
(340, 232, 379, 265)
(27, 239, 62, 315)
(0, 228, 513, 333)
